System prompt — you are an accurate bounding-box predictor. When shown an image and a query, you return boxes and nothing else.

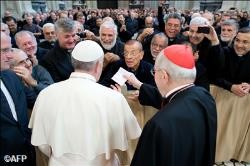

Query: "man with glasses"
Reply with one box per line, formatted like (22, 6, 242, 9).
(100, 40, 155, 90)
(131, 44, 217, 166)
(143, 32, 168, 65)
(1, 32, 37, 166)
(38, 23, 56, 50)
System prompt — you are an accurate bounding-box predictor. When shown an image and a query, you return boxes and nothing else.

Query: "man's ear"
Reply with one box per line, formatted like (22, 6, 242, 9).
(161, 70, 169, 84)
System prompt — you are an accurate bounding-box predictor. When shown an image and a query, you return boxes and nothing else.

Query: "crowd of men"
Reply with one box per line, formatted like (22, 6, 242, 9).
(1, 2, 250, 166)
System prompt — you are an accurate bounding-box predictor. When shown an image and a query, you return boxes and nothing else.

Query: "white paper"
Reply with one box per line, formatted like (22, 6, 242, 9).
(111, 67, 132, 86)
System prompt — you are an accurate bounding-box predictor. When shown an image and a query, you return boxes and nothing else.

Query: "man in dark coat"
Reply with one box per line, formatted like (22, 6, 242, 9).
(1, 32, 37, 166)
(97, 21, 125, 81)
(100, 40, 155, 90)
(214, 27, 250, 95)
(40, 18, 76, 82)
(130, 44, 217, 166)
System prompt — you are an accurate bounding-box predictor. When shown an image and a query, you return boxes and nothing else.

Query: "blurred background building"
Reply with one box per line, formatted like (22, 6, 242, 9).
(1, 0, 249, 19)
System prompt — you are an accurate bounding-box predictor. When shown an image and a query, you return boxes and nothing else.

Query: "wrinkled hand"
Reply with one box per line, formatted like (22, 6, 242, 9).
(142, 28, 154, 37)
(231, 83, 249, 97)
(204, 25, 219, 45)
(103, 52, 120, 68)
(13, 66, 37, 87)
(127, 90, 139, 100)
(85, 30, 95, 40)
(124, 73, 142, 90)
(120, 24, 126, 32)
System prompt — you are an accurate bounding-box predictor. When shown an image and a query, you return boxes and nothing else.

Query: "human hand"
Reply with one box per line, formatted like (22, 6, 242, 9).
(27, 54, 38, 66)
(231, 83, 249, 97)
(127, 90, 139, 100)
(110, 84, 122, 93)
(242, 82, 250, 94)
(85, 30, 95, 40)
(142, 28, 154, 37)
(124, 73, 142, 90)
(204, 25, 219, 45)
(120, 24, 126, 32)
(104, 52, 120, 64)
(13, 66, 37, 87)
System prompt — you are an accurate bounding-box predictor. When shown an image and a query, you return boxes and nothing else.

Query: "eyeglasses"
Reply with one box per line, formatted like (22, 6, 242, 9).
(150, 68, 162, 76)
(124, 50, 142, 57)
(166, 23, 180, 29)
(151, 43, 166, 50)
(44, 31, 55, 35)
(18, 58, 32, 66)
(0, 48, 13, 54)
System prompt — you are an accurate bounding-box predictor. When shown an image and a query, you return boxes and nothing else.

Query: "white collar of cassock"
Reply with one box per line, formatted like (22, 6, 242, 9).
(70, 72, 96, 82)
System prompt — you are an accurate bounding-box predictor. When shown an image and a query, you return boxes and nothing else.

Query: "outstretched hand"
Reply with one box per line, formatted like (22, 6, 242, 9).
(124, 73, 142, 90)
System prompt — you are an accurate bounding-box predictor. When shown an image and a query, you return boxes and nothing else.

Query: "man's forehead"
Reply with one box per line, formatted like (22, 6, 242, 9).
(236, 32, 250, 40)
(167, 18, 181, 24)
(101, 28, 115, 34)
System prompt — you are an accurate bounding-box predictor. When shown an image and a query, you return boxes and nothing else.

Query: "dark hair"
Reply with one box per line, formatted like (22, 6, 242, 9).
(4, 16, 17, 23)
(237, 27, 250, 34)
(165, 13, 182, 25)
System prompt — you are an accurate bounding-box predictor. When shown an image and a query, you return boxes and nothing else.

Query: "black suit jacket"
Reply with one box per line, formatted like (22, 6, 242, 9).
(0, 70, 36, 165)
(40, 41, 74, 82)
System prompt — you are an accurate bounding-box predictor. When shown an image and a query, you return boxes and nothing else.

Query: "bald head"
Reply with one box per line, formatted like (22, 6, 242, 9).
(145, 16, 154, 28)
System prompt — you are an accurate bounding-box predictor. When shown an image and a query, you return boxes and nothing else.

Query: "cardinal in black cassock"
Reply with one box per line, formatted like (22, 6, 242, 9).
(131, 44, 217, 166)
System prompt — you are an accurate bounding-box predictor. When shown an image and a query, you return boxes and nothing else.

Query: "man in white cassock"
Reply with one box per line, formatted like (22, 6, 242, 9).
(28, 40, 141, 166)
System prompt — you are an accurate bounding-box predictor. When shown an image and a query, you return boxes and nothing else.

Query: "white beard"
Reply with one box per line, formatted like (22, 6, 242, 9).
(100, 38, 116, 50)
(220, 36, 231, 42)
(150, 50, 158, 60)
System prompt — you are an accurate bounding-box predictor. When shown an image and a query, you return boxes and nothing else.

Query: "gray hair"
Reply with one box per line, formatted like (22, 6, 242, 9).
(190, 16, 209, 26)
(9, 48, 27, 67)
(99, 21, 117, 36)
(221, 19, 239, 32)
(55, 18, 75, 33)
(155, 50, 196, 81)
(151, 32, 168, 47)
(72, 56, 103, 72)
(165, 13, 182, 25)
(125, 39, 143, 51)
(42, 23, 55, 30)
(15, 30, 37, 46)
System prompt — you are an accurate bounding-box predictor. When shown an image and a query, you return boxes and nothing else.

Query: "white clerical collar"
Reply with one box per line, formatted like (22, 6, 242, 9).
(165, 83, 194, 98)
(70, 72, 96, 82)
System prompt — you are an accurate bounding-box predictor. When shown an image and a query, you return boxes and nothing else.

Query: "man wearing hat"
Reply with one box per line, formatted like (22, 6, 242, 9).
(131, 44, 217, 166)
(29, 40, 141, 166)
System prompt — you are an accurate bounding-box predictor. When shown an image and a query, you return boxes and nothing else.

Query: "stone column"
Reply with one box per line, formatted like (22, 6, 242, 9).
(64, 1, 73, 9)
(118, 0, 129, 9)
(191, 0, 200, 10)
(85, 0, 97, 9)
(1, 0, 35, 19)
(221, 1, 235, 11)
(46, 1, 59, 11)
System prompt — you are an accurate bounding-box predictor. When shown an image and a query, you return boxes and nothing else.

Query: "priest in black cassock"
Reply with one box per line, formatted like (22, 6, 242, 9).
(130, 44, 217, 166)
